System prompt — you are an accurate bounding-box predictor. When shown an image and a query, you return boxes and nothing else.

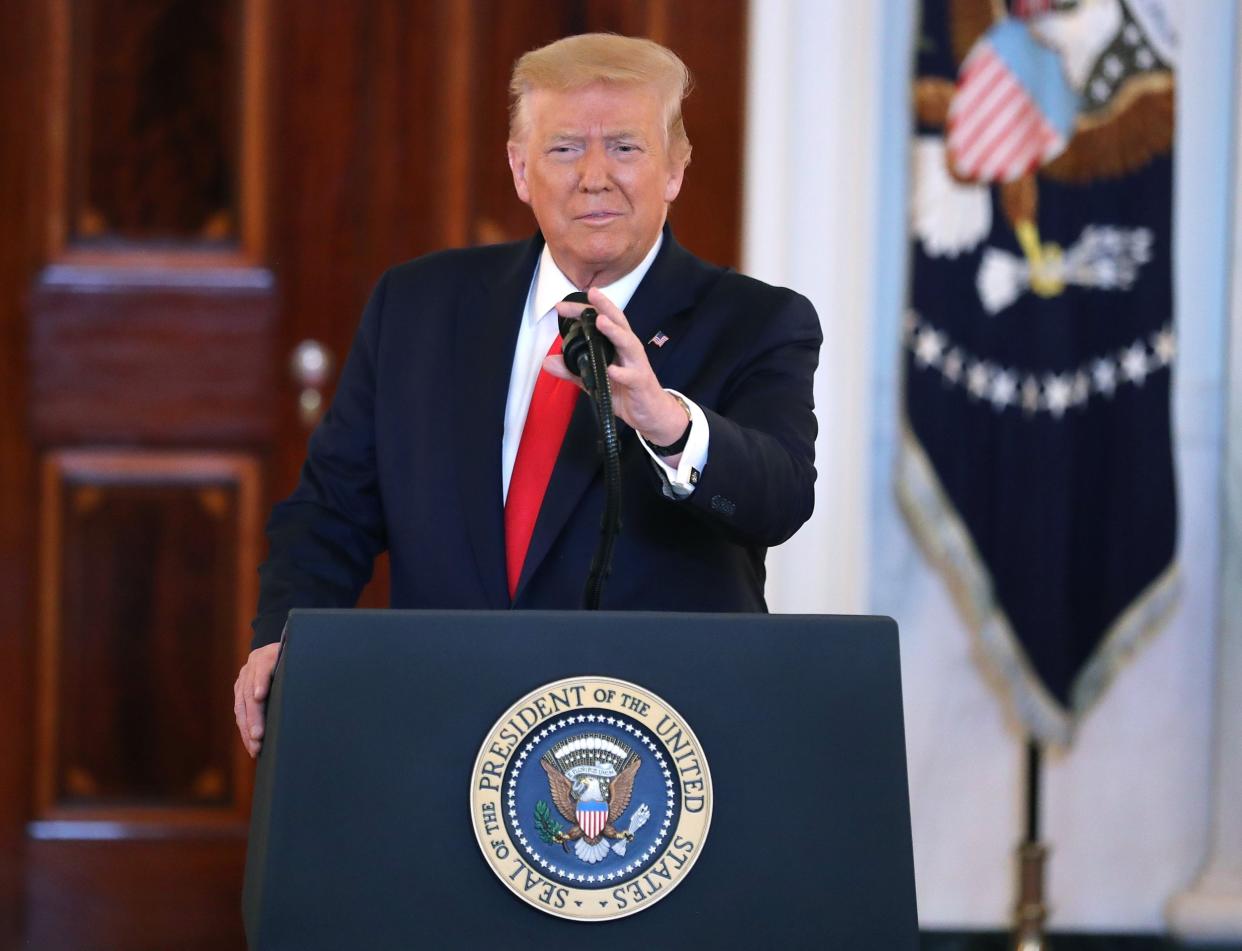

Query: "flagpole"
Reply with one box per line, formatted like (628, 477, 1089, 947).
(1014, 739, 1049, 950)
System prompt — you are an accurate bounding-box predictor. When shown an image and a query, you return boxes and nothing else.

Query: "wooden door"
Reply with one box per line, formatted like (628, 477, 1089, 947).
(0, 1, 745, 947)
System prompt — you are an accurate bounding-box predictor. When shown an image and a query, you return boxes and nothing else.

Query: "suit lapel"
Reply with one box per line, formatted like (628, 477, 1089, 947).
(456, 235, 543, 608)
(513, 228, 711, 602)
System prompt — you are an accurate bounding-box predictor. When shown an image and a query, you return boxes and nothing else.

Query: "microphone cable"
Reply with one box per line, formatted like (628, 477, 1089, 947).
(581, 321, 621, 610)
(559, 293, 622, 610)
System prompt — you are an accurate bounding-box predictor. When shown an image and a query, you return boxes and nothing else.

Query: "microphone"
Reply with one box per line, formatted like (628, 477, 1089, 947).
(558, 292, 615, 391)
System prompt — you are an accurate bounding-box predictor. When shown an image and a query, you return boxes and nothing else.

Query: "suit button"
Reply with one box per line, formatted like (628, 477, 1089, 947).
(710, 495, 736, 517)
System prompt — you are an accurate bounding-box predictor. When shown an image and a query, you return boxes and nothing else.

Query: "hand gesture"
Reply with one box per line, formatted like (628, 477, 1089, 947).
(546, 287, 687, 452)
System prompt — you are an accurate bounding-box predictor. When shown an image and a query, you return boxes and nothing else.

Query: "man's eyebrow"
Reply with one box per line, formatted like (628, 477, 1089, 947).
(542, 130, 648, 142)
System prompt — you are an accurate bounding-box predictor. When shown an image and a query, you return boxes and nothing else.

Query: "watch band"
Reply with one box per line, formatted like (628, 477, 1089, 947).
(646, 393, 692, 456)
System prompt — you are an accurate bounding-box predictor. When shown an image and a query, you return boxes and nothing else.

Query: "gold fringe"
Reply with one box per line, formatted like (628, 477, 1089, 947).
(895, 419, 1180, 747)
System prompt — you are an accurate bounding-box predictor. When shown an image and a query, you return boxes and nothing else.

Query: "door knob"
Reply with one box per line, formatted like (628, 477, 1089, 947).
(289, 339, 335, 428)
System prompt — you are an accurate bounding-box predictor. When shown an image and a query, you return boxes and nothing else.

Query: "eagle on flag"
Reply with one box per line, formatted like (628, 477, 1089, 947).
(912, 0, 1174, 306)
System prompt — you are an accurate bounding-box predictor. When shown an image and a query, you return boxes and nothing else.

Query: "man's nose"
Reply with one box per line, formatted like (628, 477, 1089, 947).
(577, 144, 611, 192)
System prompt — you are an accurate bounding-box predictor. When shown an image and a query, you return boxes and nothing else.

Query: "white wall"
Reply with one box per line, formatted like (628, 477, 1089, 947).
(750, 0, 1238, 931)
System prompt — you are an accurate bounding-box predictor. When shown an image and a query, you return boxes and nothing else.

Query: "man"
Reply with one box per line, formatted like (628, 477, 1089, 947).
(234, 34, 822, 756)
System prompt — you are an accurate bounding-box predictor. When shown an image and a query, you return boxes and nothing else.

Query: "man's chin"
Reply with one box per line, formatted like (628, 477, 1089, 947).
(561, 240, 625, 270)
(546, 229, 655, 286)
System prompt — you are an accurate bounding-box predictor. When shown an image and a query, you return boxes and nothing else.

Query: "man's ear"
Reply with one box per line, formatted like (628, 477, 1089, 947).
(663, 156, 687, 204)
(507, 142, 531, 205)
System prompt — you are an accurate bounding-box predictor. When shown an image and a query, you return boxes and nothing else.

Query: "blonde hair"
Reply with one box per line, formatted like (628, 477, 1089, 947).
(509, 33, 693, 164)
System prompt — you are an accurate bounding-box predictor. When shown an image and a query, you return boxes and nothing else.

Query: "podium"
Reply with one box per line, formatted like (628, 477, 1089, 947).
(243, 610, 917, 949)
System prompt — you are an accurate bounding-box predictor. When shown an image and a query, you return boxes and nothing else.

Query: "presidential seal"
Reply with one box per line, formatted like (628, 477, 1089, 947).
(470, 677, 712, 921)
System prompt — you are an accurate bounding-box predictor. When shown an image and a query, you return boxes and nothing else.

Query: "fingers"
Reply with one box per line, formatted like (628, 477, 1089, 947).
(554, 299, 590, 320)
(233, 674, 252, 756)
(606, 364, 653, 399)
(234, 666, 261, 758)
(252, 643, 280, 700)
(541, 354, 580, 384)
(593, 314, 645, 364)
(235, 643, 281, 759)
(553, 289, 656, 417)
(554, 289, 631, 338)
(553, 293, 640, 370)
(586, 287, 628, 329)
(583, 290, 647, 366)
(242, 677, 264, 757)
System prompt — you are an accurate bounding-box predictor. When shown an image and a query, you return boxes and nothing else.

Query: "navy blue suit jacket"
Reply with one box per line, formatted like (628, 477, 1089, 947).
(252, 229, 822, 648)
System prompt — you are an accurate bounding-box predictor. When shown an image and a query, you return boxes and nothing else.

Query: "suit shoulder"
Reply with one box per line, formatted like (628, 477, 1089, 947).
(715, 270, 813, 311)
(703, 269, 821, 340)
(673, 244, 814, 316)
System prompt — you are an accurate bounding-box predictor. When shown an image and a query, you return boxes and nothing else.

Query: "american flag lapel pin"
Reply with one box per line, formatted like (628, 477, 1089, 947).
(649, 330, 670, 348)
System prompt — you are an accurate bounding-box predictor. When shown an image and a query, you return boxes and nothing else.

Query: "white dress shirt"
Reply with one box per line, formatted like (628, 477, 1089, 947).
(501, 234, 709, 502)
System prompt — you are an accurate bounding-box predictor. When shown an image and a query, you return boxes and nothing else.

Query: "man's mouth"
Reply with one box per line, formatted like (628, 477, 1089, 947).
(577, 211, 622, 223)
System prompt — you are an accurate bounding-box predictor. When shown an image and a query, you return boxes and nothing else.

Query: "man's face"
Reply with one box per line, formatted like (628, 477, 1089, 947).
(507, 83, 686, 289)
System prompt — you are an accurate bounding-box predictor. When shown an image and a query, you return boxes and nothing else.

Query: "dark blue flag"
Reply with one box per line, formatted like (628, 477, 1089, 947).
(899, 0, 1178, 744)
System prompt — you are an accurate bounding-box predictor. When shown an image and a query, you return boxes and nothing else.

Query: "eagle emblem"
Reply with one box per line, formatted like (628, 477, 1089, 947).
(472, 677, 713, 920)
(536, 732, 651, 864)
(913, 0, 1176, 310)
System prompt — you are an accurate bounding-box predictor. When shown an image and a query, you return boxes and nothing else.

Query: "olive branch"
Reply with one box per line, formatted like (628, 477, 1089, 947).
(534, 799, 564, 845)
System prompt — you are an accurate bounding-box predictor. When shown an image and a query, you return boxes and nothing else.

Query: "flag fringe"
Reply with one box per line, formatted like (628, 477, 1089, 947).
(895, 422, 1179, 747)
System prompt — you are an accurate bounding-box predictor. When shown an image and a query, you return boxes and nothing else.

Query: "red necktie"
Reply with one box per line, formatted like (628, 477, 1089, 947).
(504, 336, 579, 600)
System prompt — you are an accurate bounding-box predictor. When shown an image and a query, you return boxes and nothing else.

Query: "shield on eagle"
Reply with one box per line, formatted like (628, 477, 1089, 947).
(576, 800, 609, 840)
(947, 18, 1078, 183)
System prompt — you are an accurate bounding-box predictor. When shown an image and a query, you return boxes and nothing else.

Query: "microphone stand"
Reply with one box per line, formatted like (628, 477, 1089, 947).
(575, 316, 622, 611)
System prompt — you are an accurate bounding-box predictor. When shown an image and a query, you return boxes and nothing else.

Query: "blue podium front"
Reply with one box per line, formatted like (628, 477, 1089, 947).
(243, 610, 917, 949)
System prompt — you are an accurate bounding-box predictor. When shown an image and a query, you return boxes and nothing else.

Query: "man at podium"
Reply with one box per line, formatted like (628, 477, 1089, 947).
(234, 33, 822, 756)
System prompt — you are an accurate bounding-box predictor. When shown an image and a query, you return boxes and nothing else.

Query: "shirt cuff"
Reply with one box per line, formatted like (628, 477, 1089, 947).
(639, 389, 709, 499)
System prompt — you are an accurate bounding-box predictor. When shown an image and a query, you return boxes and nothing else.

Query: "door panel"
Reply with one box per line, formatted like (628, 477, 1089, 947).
(28, 274, 275, 445)
(34, 452, 260, 835)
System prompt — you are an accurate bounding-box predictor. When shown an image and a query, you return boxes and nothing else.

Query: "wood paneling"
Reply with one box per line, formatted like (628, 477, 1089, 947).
(269, 1, 459, 379)
(35, 451, 261, 835)
(0, 0, 45, 943)
(70, 0, 242, 244)
(663, 0, 747, 269)
(26, 840, 246, 950)
(45, 0, 270, 265)
(28, 268, 276, 446)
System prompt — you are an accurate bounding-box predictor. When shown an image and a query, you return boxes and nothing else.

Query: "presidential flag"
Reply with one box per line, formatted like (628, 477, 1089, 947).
(899, 0, 1178, 744)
